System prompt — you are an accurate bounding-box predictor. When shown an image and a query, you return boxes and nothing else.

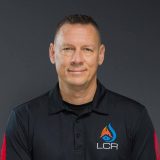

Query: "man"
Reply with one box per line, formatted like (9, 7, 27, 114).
(1, 14, 160, 160)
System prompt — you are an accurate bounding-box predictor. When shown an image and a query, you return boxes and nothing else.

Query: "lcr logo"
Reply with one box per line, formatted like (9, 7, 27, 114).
(97, 142, 118, 150)
(97, 123, 119, 150)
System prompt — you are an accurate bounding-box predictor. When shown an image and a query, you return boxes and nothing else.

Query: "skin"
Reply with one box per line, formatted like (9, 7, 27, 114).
(49, 23, 105, 105)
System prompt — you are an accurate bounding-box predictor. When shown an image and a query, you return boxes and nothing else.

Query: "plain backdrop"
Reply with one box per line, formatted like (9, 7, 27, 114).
(0, 0, 160, 146)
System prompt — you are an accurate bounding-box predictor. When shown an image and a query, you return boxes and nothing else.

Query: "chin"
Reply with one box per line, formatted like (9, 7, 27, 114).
(66, 78, 88, 87)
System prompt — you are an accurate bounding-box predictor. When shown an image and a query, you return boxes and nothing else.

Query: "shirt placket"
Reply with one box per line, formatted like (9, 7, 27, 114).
(73, 118, 85, 160)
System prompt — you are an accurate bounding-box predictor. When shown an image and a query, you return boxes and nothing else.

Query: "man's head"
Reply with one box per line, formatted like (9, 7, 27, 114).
(49, 14, 105, 87)
(53, 14, 102, 44)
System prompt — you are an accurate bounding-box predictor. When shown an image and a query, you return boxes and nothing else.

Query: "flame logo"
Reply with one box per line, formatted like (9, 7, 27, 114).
(100, 123, 117, 142)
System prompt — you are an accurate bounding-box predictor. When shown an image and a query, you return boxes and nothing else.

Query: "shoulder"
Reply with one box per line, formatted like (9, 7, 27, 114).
(106, 89, 146, 115)
(12, 89, 52, 117)
(105, 89, 153, 135)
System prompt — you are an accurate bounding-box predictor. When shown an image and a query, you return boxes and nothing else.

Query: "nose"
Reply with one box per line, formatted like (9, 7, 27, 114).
(70, 49, 84, 65)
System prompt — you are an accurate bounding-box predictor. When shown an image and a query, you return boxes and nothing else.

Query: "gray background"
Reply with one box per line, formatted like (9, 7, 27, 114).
(0, 0, 160, 146)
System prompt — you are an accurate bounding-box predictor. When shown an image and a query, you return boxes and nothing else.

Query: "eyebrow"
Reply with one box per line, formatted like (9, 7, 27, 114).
(61, 43, 96, 48)
(82, 45, 95, 48)
(61, 43, 74, 47)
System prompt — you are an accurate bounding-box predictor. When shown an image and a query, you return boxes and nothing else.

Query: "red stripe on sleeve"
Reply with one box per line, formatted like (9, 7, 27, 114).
(0, 134, 6, 160)
(154, 131, 160, 160)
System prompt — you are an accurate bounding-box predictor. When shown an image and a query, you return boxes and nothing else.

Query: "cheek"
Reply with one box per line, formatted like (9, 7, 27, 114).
(84, 57, 99, 77)
(86, 56, 99, 69)
(55, 55, 69, 73)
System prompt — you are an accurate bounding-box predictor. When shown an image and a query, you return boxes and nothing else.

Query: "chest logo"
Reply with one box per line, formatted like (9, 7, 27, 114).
(100, 123, 117, 142)
(97, 123, 118, 150)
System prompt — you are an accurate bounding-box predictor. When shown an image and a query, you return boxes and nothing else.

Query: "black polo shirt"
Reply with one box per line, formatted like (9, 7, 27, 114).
(63, 100, 93, 116)
(1, 80, 157, 160)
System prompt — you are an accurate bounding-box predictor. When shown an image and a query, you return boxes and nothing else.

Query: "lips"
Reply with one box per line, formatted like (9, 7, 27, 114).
(68, 69, 87, 72)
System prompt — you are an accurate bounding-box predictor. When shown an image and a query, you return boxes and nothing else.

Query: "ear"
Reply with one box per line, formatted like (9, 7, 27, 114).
(49, 43, 55, 64)
(98, 44, 105, 65)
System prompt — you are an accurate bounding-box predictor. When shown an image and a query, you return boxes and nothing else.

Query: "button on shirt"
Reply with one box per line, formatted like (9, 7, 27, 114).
(1, 80, 158, 160)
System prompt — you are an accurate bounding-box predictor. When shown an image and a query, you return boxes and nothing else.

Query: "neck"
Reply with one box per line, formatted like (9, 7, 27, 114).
(59, 79, 97, 105)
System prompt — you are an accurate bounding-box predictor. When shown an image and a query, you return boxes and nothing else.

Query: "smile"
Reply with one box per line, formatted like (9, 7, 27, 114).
(68, 69, 87, 72)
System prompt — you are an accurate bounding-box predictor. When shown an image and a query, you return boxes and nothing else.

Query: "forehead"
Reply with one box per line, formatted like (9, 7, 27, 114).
(54, 23, 100, 45)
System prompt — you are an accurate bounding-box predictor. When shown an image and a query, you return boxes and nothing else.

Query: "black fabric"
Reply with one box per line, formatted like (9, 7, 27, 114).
(3, 80, 156, 160)
(63, 100, 92, 116)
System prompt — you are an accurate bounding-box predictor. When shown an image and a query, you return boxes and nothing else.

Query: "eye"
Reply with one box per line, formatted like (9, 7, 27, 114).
(63, 47, 74, 51)
(83, 48, 93, 52)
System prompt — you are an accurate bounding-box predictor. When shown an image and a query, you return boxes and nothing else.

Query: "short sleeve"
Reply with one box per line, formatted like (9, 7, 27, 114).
(2, 110, 32, 160)
(131, 107, 157, 160)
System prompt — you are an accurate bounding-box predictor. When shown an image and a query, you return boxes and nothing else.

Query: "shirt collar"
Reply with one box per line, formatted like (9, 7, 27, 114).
(48, 80, 113, 115)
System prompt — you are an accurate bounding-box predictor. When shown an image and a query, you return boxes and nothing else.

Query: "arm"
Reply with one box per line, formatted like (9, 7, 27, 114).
(131, 108, 160, 160)
(1, 110, 32, 160)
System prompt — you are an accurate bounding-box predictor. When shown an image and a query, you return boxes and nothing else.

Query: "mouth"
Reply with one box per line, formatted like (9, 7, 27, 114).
(68, 69, 87, 73)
